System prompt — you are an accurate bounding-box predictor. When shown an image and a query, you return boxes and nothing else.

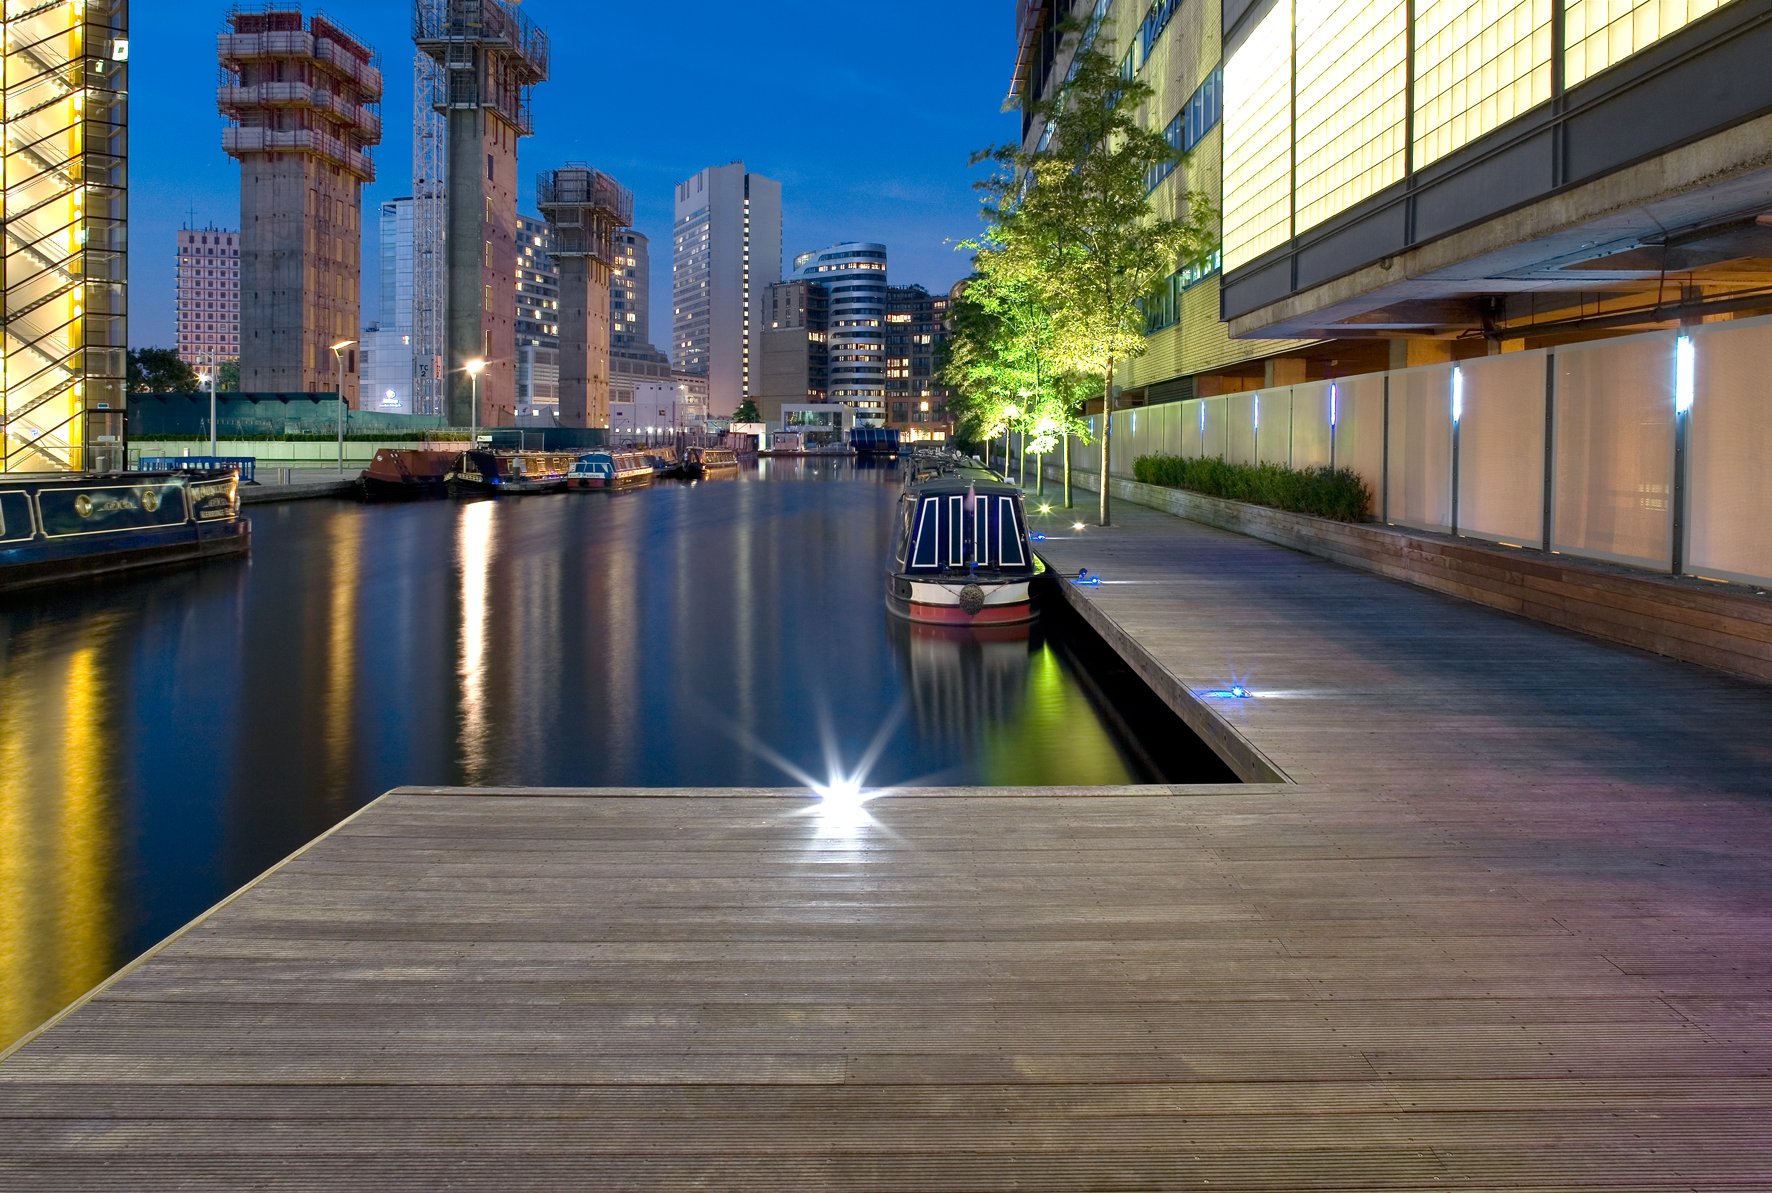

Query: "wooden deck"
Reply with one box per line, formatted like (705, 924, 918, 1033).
(4, 501, 1772, 1189)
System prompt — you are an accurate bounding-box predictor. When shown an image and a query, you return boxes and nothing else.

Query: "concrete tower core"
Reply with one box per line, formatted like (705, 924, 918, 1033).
(538, 167, 633, 430)
(220, 10, 382, 403)
(415, 0, 548, 430)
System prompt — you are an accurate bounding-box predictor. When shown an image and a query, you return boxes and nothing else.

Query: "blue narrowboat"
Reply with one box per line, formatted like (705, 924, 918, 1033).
(887, 458, 1042, 626)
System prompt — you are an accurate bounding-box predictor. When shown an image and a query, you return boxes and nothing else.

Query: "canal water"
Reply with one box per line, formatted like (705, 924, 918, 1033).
(0, 458, 1230, 1050)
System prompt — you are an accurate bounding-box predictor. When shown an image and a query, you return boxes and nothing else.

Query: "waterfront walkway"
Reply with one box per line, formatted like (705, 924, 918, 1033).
(4, 501, 1772, 1189)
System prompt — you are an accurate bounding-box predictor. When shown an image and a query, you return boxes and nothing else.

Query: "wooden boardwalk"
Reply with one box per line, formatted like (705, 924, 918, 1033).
(5, 501, 1772, 1189)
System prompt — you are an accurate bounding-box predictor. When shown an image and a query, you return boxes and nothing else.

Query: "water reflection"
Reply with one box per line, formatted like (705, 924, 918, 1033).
(886, 618, 1134, 786)
(0, 461, 1221, 1050)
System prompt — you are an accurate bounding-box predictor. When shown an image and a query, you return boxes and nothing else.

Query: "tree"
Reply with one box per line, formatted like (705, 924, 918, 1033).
(733, 399, 761, 424)
(217, 360, 241, 392)
(979, 34, 1215, 524)
(127, 347, 200, 393)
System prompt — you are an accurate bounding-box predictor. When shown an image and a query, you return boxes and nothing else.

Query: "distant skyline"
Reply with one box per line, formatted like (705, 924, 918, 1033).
(131, 2, 1020, 355)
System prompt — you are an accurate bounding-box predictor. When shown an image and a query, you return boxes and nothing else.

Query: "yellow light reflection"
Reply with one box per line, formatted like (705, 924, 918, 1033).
(321, 512, 360, 805)
(0, 631, 115, 1050)
(457, 500, 494, 783)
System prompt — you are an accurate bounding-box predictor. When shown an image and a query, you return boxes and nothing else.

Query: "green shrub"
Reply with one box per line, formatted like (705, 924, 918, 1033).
(1132, 454, 1371, 521)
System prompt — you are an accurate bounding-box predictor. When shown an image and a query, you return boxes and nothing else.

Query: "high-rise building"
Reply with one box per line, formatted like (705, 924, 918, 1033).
(415, 0, 548, 429)
(220, 10, 382, 403)
(884, 285, 951, 442)
(671, 162, 782, 417)
(612, 230, 651, 352)
(514, 214, 559, 417)
(788, 242, 888, 422)
(176, 227, 240, 372)
(539, 166, 632, 429)
(1, 0, 128, 473)
(363, 198, 414, 412)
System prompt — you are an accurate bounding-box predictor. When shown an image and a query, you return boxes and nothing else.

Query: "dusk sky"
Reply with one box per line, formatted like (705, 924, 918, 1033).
(131, 1, 1021, 353)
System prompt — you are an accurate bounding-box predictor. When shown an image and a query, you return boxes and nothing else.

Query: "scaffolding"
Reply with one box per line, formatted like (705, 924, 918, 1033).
(414, 0, 548, 135)
(1, 0, 130, 474)
(411, 46, 445, 416)
(536, 166, 633, 264)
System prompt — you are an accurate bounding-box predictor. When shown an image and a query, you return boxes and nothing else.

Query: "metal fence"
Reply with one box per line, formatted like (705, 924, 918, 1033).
(1059, 315, 1772, 587)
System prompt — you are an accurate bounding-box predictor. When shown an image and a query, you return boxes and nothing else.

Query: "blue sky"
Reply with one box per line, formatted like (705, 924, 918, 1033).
(131, 1, 1021, 351)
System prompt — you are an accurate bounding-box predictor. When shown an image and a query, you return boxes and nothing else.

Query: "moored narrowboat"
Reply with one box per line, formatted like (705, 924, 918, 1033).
(684, 447, 740, 478)
(357, 448, 457, 499)
(642, 445, 685, 478)
(887, 462, 1042, 627)
(0, 469, 249, 593)
(447, 450, 573, 496)
(566, 449, 655, 490)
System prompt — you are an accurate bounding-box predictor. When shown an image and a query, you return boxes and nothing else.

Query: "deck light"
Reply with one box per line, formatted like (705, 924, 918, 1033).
(1038, 503, 1052, 514)
(1230, 685, 1250, 698)
(1072, 521, 1085, 531)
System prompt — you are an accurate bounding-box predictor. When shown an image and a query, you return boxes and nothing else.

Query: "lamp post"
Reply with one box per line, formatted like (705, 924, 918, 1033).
(330, 339, 356, 473)
(464, 357, 487, 448)
(200, 358, 218, 457)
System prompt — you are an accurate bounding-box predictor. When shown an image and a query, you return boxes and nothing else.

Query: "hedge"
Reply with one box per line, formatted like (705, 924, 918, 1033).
(1132, 455, 1371, 522)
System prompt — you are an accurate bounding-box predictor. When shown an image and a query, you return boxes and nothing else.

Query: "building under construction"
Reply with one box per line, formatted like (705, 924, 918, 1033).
(538, 166, 632, 429)
(219, 8, 382, 403)
(415, 0, 548, 430)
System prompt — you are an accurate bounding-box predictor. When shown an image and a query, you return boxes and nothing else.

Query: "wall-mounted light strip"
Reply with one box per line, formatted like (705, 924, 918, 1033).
(1451, 365, 1464, 423)
(1329, 382, 1338, 426)
(1675, 334, 1695, 413)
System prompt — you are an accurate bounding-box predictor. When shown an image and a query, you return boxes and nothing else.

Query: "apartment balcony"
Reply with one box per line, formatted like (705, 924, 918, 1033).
(221, 126, 375, 182)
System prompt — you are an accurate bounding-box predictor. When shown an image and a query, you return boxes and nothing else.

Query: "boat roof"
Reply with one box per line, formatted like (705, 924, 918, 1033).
(905, 469, 1022, 498)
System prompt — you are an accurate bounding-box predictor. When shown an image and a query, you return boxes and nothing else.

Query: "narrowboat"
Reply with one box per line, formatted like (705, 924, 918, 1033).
(357, 448, 457, 499)
(642, 445, 685, 478)
(0, 469, 249, 593)
(684, 447, 740, 478)
(887, 461, 1042, 627)
(447, 450, 573, 496)
(566, 449, 655, 490)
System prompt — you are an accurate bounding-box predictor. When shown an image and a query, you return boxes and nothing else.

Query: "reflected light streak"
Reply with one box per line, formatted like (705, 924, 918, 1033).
(457, 500, 494, 783)
(322, 512, 360, 804)
(55, 644, 111, 1029)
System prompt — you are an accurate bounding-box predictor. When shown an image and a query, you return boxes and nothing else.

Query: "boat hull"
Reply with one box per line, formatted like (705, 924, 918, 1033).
(886, 575, 1036, 626)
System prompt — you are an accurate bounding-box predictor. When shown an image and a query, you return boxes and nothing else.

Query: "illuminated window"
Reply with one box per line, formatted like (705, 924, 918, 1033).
(1295, 0, 1406, 233)
(1565, 0, 1735, 84)
(1223, 0, 1293, 270)
(1413, 0, 1553, 168)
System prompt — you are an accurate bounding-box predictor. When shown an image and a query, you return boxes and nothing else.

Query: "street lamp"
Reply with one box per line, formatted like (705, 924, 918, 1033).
(464, 357, 487, 447)
(199, 358, 218, 457)
(330, 339, 356, 473)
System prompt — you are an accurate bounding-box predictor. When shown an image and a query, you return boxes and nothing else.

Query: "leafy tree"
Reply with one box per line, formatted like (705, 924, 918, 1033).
(733, 399, 761, 424)
(217, 360, 241, 392)
(978, 34, 1215, 523)
(126, 347, 200, 392)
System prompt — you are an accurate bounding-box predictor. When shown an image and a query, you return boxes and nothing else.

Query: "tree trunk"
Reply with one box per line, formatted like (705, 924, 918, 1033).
(1063, 433, 1072, 508)
(1098, 360, 1115, 526)
(1001, 428, 1011, 476)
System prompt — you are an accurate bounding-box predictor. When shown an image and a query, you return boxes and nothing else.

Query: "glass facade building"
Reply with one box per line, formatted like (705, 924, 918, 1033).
(2, 0, 129, 474)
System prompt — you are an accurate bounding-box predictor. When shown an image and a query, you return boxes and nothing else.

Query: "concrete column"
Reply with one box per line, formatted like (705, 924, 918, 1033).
(556, 256, 613, 429)
(1388, 338, 1456, 369)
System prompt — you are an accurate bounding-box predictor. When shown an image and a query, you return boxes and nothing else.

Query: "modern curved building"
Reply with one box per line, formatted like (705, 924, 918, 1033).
(789, 242, 888, 422)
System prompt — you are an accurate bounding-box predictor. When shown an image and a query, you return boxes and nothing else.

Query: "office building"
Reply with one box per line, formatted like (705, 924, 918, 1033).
(515, 214, 559, 417)
(789, 242, 888, 421)
(539, 165, 633, 429)
(757, 280, 830, 428)
(416, 0, 548, 428)
(612, 229, 652, 352)
(0, 0, 128, 473)
(363, 198, 414, 412)
(176, 226, 240, 373)
(220, 9, 382, 402)
(884, 284, 952, 442)
(671, 162, 782, 417)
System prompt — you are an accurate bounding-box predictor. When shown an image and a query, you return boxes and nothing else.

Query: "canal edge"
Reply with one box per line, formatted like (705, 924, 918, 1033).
(1038, 553, 1292, 785)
